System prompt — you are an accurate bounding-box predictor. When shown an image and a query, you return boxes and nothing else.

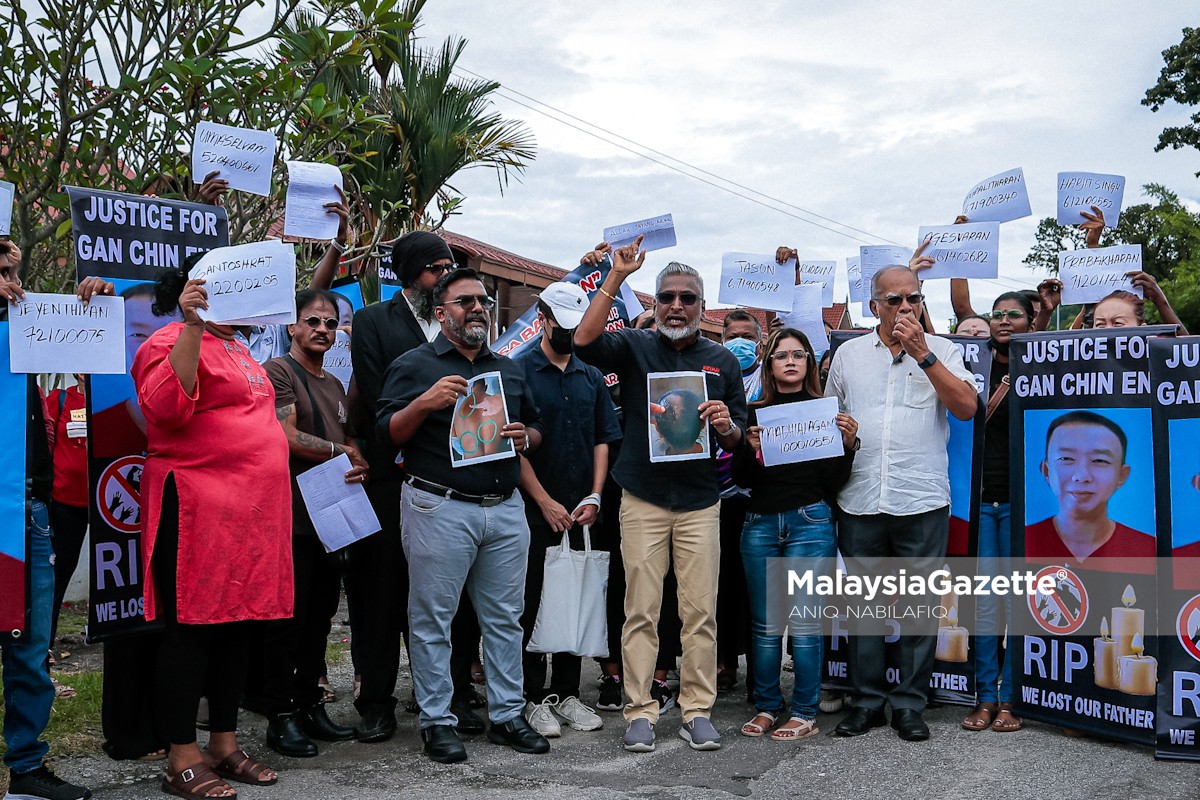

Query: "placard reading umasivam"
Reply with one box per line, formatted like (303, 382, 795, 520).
(8, 293, 126, 374)
(191, 121, 278, 197)
(192, 240, 296, 325)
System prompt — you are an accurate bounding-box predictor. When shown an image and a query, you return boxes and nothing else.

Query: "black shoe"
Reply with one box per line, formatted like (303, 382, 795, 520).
(832, 707, 887, 737)
(354, 706, 398, 743)
(891, 708, 930, 741)
(487, 716, 550, 754)
(451, 694, 486, 735)
(6, 765, 91, 800)
(266, 712, 319, 758)
(596, 674, 623, 711)
(301, 703, 355, 742)
(422, 725, 467, 764)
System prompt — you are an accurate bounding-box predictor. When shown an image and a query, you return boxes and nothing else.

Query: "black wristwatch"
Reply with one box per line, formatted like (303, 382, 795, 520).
(917, 351, 938, 370)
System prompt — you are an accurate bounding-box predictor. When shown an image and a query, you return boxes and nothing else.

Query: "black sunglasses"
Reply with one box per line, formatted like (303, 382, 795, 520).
(424, 262, 456, 275)
(877, 292, 925, 307)
(302, 316, 339, 330)
(441, 294, 497, 310)
(655, 291, 700, 307)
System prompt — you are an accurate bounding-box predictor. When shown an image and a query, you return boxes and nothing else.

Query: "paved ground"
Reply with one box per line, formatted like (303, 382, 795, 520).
(60, 656, 1198, 800)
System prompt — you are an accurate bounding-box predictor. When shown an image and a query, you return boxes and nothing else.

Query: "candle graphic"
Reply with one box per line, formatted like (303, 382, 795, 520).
(935, 607, 969, 663)
(1117, 632, 1157, 696)
(938, 563, 958, 626)
(1093, 616, 1118, 690)
(1110, 585, 1144, 657)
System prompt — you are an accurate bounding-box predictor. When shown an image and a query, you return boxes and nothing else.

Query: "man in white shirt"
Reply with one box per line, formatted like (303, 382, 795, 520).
(824, 265, 977, 742)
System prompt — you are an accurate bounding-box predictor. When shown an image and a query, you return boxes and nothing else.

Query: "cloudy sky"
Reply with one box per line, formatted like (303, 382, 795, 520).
(412, 1, 1200, 329)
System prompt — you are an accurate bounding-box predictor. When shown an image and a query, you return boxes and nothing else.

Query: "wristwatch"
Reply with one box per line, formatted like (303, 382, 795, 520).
(917, 352, 938, 370)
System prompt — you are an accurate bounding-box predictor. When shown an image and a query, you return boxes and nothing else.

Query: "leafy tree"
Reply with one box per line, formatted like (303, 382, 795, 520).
(1143, 26, 1200, 176)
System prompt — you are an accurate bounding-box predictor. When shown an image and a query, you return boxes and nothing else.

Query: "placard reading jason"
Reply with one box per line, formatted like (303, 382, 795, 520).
(718, 252, 791, 311)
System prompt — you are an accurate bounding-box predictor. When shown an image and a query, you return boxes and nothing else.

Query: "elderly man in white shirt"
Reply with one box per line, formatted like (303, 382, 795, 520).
(824, 264, 978, 742)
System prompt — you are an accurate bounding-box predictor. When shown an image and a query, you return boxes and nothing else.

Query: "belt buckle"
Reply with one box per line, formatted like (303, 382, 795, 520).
(480, 494, 503, 508)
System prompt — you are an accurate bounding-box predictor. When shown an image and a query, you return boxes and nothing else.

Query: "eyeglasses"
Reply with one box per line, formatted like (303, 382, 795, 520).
(302, 316, 340, 330)
(876, 293, 925, 307)
(425, 262, 456, 276)
(441, 294, 497, 310)
(655, 291, 700, 307)
(769, 350, 809, 363)
(986, 309, 1026, 321)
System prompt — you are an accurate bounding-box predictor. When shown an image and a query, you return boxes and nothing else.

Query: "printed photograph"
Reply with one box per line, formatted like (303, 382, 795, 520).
(450, 371, 514, 467)
(647, 371, 709, 463)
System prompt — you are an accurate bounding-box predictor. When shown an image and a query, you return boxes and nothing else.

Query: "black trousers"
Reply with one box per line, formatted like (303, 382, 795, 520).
(521, 518, 583, 701)
(101, 632, 165, 759)
(49, 501, 90, 645)
(716, 495, 751, 668)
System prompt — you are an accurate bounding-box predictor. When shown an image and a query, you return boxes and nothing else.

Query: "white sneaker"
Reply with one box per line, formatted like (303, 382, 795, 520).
(524, 695, 562, 737)
(553, 695, 603, 731)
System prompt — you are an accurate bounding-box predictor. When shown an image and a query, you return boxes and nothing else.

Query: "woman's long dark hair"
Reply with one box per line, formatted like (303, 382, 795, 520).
(152, 251, 205, 317)
(754, 327, 823, 406)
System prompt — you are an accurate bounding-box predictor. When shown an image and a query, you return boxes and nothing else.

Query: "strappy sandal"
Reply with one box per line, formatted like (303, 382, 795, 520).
(162, 762, 236, 799)
(991, 702, 1023, 732)
(317, 676, 336, 704)
(962, 701, 998, 731)
(770, 716, 819, 741)
(211, 749, 277, 787)
(740, 711, 777, 737)
(52, 678, 76, 698)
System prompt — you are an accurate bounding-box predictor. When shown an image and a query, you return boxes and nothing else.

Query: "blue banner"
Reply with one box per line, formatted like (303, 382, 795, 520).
(0, 321, 29, 634)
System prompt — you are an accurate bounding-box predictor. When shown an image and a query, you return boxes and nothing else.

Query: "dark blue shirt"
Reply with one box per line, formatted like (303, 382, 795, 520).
(515, 344, 622, 508)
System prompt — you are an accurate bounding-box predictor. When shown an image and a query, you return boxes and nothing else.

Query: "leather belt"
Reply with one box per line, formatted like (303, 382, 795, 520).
(406, 476, 513, 508)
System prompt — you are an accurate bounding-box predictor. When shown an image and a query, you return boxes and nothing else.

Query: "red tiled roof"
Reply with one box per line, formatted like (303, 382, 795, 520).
(703, 307, 770, 329)
(823, 303, 850, 330)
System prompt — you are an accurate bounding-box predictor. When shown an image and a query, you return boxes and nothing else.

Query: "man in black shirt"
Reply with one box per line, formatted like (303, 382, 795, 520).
(575, 238, 748, 753)
(376, 268, 549, 764)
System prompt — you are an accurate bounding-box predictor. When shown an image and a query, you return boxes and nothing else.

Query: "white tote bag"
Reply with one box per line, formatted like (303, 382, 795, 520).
(526, 525, 610, 657)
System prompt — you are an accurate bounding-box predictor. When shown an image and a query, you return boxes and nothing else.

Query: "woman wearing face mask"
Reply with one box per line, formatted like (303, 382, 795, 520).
(962, 291, 1033, 733)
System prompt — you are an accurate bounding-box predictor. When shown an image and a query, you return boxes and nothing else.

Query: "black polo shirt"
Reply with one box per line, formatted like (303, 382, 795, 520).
(515, 345, 622, 508)
(577, 328, 747, 511)
(376, 333, 540, 496)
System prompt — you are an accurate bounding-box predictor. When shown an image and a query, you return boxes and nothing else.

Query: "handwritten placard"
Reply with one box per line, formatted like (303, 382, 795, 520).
(191, 122, 278, 197)
(283, 161, 343, 240)
(8, 293, 125, 374)
(326, 330, 352, 391)
(847, 256, 865, 303)
(1057, 244, 1143, 305)
(798, 260, 836, 307)
(603, 214, 676, 251)
(915, 222, 1000, 280)
(962, 167, 1031, 223)
(718, 252, 791, 312)
(779, 284, 829, 352)
(756, 396, 843, 467)
(0, 180, 13, 236)
(1056, 172, 1125, 228)
(192, 240, 296, 324)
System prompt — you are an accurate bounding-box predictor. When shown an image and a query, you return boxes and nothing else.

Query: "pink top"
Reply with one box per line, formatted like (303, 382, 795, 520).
(133, 323, 293, 624)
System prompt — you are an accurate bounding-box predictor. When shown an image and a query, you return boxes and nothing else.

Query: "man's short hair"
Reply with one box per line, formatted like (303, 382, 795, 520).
(722, 309, 761, 340)
(1045, 410, 1128, 463)
(434, 266, 482, 304)
(656, 261, 703, 296)
(535, 299, 555, 324)
(870, 265, 917, 299)
(295, 288, 341, 317)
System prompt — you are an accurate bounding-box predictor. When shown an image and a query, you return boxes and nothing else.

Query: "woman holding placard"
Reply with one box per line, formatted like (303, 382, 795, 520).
(132, 251, 292, 798)
(732, 327, 858, 741)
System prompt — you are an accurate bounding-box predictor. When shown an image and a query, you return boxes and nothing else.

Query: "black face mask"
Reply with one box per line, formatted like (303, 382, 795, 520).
(990, 338, 1010, 356)
(548, 324, 575, 355)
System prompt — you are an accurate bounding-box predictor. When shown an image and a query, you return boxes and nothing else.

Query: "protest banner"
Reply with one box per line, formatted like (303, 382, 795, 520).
(330, 275, 363, 329)
(1058, 244, 1143, 305)
(8, 293, 126, 374)
(962, 167, 1032, 223)
(375, 243, 402, 302)
(603, 214, 676, 251)
(191, 121, 277, 196)
(718, 252, 791, 312)
(797, 260, 836, 307)
(1010, 327, 1171, 743)
(915, 222, 1000, 280)
(68, 189, 229, 640)
(283, 161, 343, 240)
(192, 240, 296, 325)
(779, 283, 829, 352)
(0, 321, 27, 634)
(1056, 172, 1126, 228)
(0, 180, 13, 236)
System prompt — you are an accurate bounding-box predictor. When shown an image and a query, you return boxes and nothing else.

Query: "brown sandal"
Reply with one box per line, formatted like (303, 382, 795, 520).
(162, 762, 237, 799)
(212, 749, 278, 786)
(961, 701, 998, 731)
(991, 702, 1023, 732)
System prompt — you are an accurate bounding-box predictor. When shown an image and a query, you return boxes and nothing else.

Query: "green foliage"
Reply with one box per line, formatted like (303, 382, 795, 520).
(1143, 26, 1200, 176)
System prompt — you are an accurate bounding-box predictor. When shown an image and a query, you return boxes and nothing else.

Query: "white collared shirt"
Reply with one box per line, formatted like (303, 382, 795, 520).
(403, 292, 440, 342)
(824, 330, 975, 516)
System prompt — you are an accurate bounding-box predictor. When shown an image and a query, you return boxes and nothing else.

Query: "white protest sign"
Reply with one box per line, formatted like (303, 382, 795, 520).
(191, 122, 277, 197)
(1057, 244, 1143, 305)
(8, 293, 125, 374)
(283, 161, 343, 240)
(326, 330, 353, 391)
(779, 284, 830, 352)
(859, 245, 911, 299)
(961, 167, 1031, 223)
(915, 222, 1000, 280)
(847, 256, 865, 303)
(603, 214, 676, 251)
(296, 453, 381, 552)
(798, 260, 836, 307)
(718, 252, 791, 312)
(0, 180, 13, 236)
(756, 396, 844, 467)
(193, 241, 296, 324)
(1056, 172, 1125, 228)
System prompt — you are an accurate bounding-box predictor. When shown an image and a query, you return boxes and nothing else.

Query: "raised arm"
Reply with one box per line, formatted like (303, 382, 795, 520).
(308, 185, 350, 291)
(1129, 271, 1189, 335)
(574, 236, 645, 347)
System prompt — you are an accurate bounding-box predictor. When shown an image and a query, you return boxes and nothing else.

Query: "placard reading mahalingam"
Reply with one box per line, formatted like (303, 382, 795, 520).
(756, 396, 843, 467)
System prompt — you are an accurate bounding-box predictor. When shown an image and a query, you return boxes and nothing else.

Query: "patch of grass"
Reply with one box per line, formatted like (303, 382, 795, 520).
(54, 603, 89, 638)
(0, 670, 103, 760)
(326, 639, 351, 666)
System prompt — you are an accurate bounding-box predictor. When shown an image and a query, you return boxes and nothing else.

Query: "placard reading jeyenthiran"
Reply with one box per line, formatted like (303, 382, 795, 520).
(451, 372, 515, 467)
(962, 167, 1031, 223)
(756, 396, 843, 467)
(718, 252, 791, 312)
(915, 222, 1000, 280)
(283, 161, 343, 240)
(1058, 244, 1143, 305)
(1056, 172, 1125, 228)
(8, 293, 126, 374)
(0, 180, 13, 236)
(648, 371, 710, 463)
(193, 241, 296, 324)
(798, 261, 836, 307)
(296, 453, 382, 552)
(603, 214, 676, 251)
(779, 284, 830, 352)
(191, 122, 278, 197)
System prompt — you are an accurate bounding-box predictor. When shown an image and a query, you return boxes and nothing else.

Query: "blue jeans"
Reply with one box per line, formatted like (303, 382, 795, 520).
(2, 500, 55, 774)
(975, 502, 1012, 703)
(741, 501, 836, 721)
